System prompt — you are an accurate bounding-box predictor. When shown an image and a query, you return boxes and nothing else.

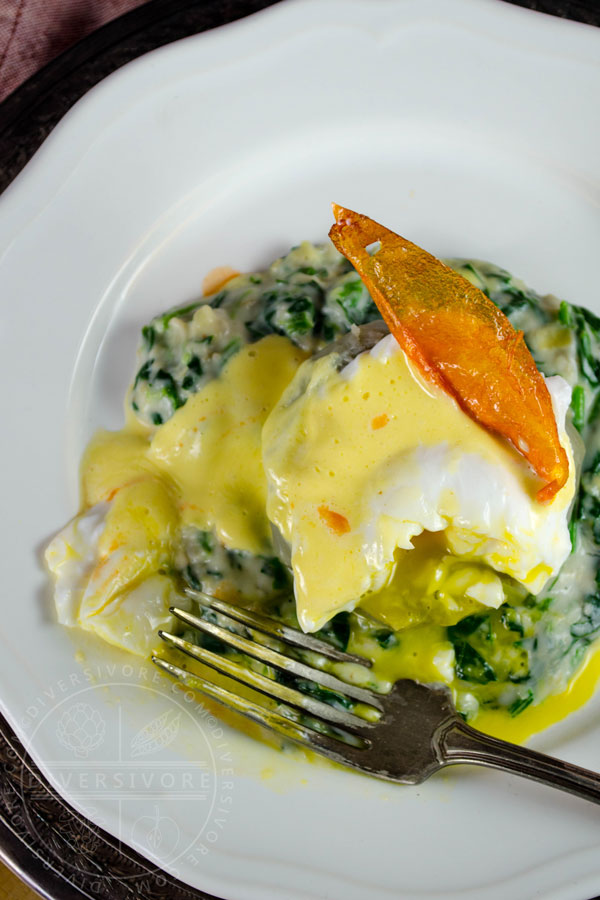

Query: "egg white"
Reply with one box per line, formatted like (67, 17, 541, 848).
(263, 333, 576, 631)
(45, 503, 182, 657)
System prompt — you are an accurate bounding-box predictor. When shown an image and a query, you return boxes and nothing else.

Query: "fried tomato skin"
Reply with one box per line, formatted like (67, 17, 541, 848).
(329, 205, 568, 503)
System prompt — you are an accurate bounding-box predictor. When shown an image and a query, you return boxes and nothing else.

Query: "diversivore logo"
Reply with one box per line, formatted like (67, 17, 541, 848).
(18, 662, 235, 881)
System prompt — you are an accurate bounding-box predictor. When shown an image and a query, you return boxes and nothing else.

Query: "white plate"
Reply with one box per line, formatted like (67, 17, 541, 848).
(1, 0, 600, 897)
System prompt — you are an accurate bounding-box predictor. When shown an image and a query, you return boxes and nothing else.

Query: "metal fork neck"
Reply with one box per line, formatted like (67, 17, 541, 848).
(437, 717, 600, 806)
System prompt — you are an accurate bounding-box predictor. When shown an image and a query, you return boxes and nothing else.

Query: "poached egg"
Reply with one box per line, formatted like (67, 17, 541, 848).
(262, 330, 576, 632)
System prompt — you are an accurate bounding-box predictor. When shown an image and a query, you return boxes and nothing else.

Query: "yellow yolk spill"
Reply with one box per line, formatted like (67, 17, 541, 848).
(358, 530, 500, 630)
(349, 620, 600, 743)
(476, 642, 600, 742)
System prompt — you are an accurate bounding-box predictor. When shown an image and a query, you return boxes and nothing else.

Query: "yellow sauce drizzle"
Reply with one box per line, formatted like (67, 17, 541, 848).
(76, 327, 599, 745)
(477, 642, 600, 742)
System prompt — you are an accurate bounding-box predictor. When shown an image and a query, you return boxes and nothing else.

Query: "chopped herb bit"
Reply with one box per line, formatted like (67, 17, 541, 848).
(134, 360, 152, 387)
(197, 631, 229, 654)
(374, 629, 399, 649)
(259, 556, 290, 592)
(184, 565, 202, 591)
(571, 385, 585, 431)
(509, 691, 534, 717)
(500, 609, 524, 636)
(317, 612, 351, 652)
(453, 641, 496, 684)
(198, 531, 214, 553)
(220, 338, 242, 369)
(188, 355, 203, 375)
(447, 615, 487, 641)
(559, 300, 574, 327)
(142, 325, 155, 350)
(294, 679, 354, 711)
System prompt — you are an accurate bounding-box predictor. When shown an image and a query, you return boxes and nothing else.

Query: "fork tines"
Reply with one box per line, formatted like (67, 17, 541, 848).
(182, 587, 371, 667)
(152, 655, 370, 761)
(153, 599, 383, 750)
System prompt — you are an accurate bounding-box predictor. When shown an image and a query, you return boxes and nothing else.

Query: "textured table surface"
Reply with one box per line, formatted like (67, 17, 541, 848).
(0, 864, 37, 900)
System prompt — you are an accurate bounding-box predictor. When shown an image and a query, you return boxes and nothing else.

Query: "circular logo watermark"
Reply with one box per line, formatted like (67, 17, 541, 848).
(18, 662, 235, 881)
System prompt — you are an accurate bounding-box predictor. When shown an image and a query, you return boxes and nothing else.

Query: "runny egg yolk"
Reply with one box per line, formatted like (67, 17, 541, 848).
(262, 333, 575, 634)
(47, 327, 588, 745)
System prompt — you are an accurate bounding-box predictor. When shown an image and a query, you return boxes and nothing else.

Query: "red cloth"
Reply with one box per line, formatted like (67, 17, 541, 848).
(0, 0, 149, 103)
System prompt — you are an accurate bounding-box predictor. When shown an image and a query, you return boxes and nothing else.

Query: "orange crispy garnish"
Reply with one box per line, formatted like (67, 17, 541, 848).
(329, 204, 568, 503)
(318, 506, 351, 535)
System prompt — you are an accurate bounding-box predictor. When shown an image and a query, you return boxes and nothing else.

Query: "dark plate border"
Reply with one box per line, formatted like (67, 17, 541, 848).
(0, 1, 598, 898)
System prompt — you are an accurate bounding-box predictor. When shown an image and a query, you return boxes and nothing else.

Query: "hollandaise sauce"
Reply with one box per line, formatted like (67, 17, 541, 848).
(45, 241, 600, 746)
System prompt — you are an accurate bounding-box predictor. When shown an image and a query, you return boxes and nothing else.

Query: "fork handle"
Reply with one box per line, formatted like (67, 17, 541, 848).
(438, 717, 600, 805)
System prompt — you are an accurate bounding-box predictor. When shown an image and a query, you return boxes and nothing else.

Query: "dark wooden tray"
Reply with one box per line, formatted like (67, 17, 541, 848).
(0, 1, 598, 897)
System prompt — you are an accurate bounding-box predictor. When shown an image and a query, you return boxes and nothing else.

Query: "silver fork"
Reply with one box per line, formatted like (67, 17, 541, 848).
(152, 590, 600, 804)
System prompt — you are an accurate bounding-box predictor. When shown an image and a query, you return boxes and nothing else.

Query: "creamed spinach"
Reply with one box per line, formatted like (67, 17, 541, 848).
(131, 243, 600, 723)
